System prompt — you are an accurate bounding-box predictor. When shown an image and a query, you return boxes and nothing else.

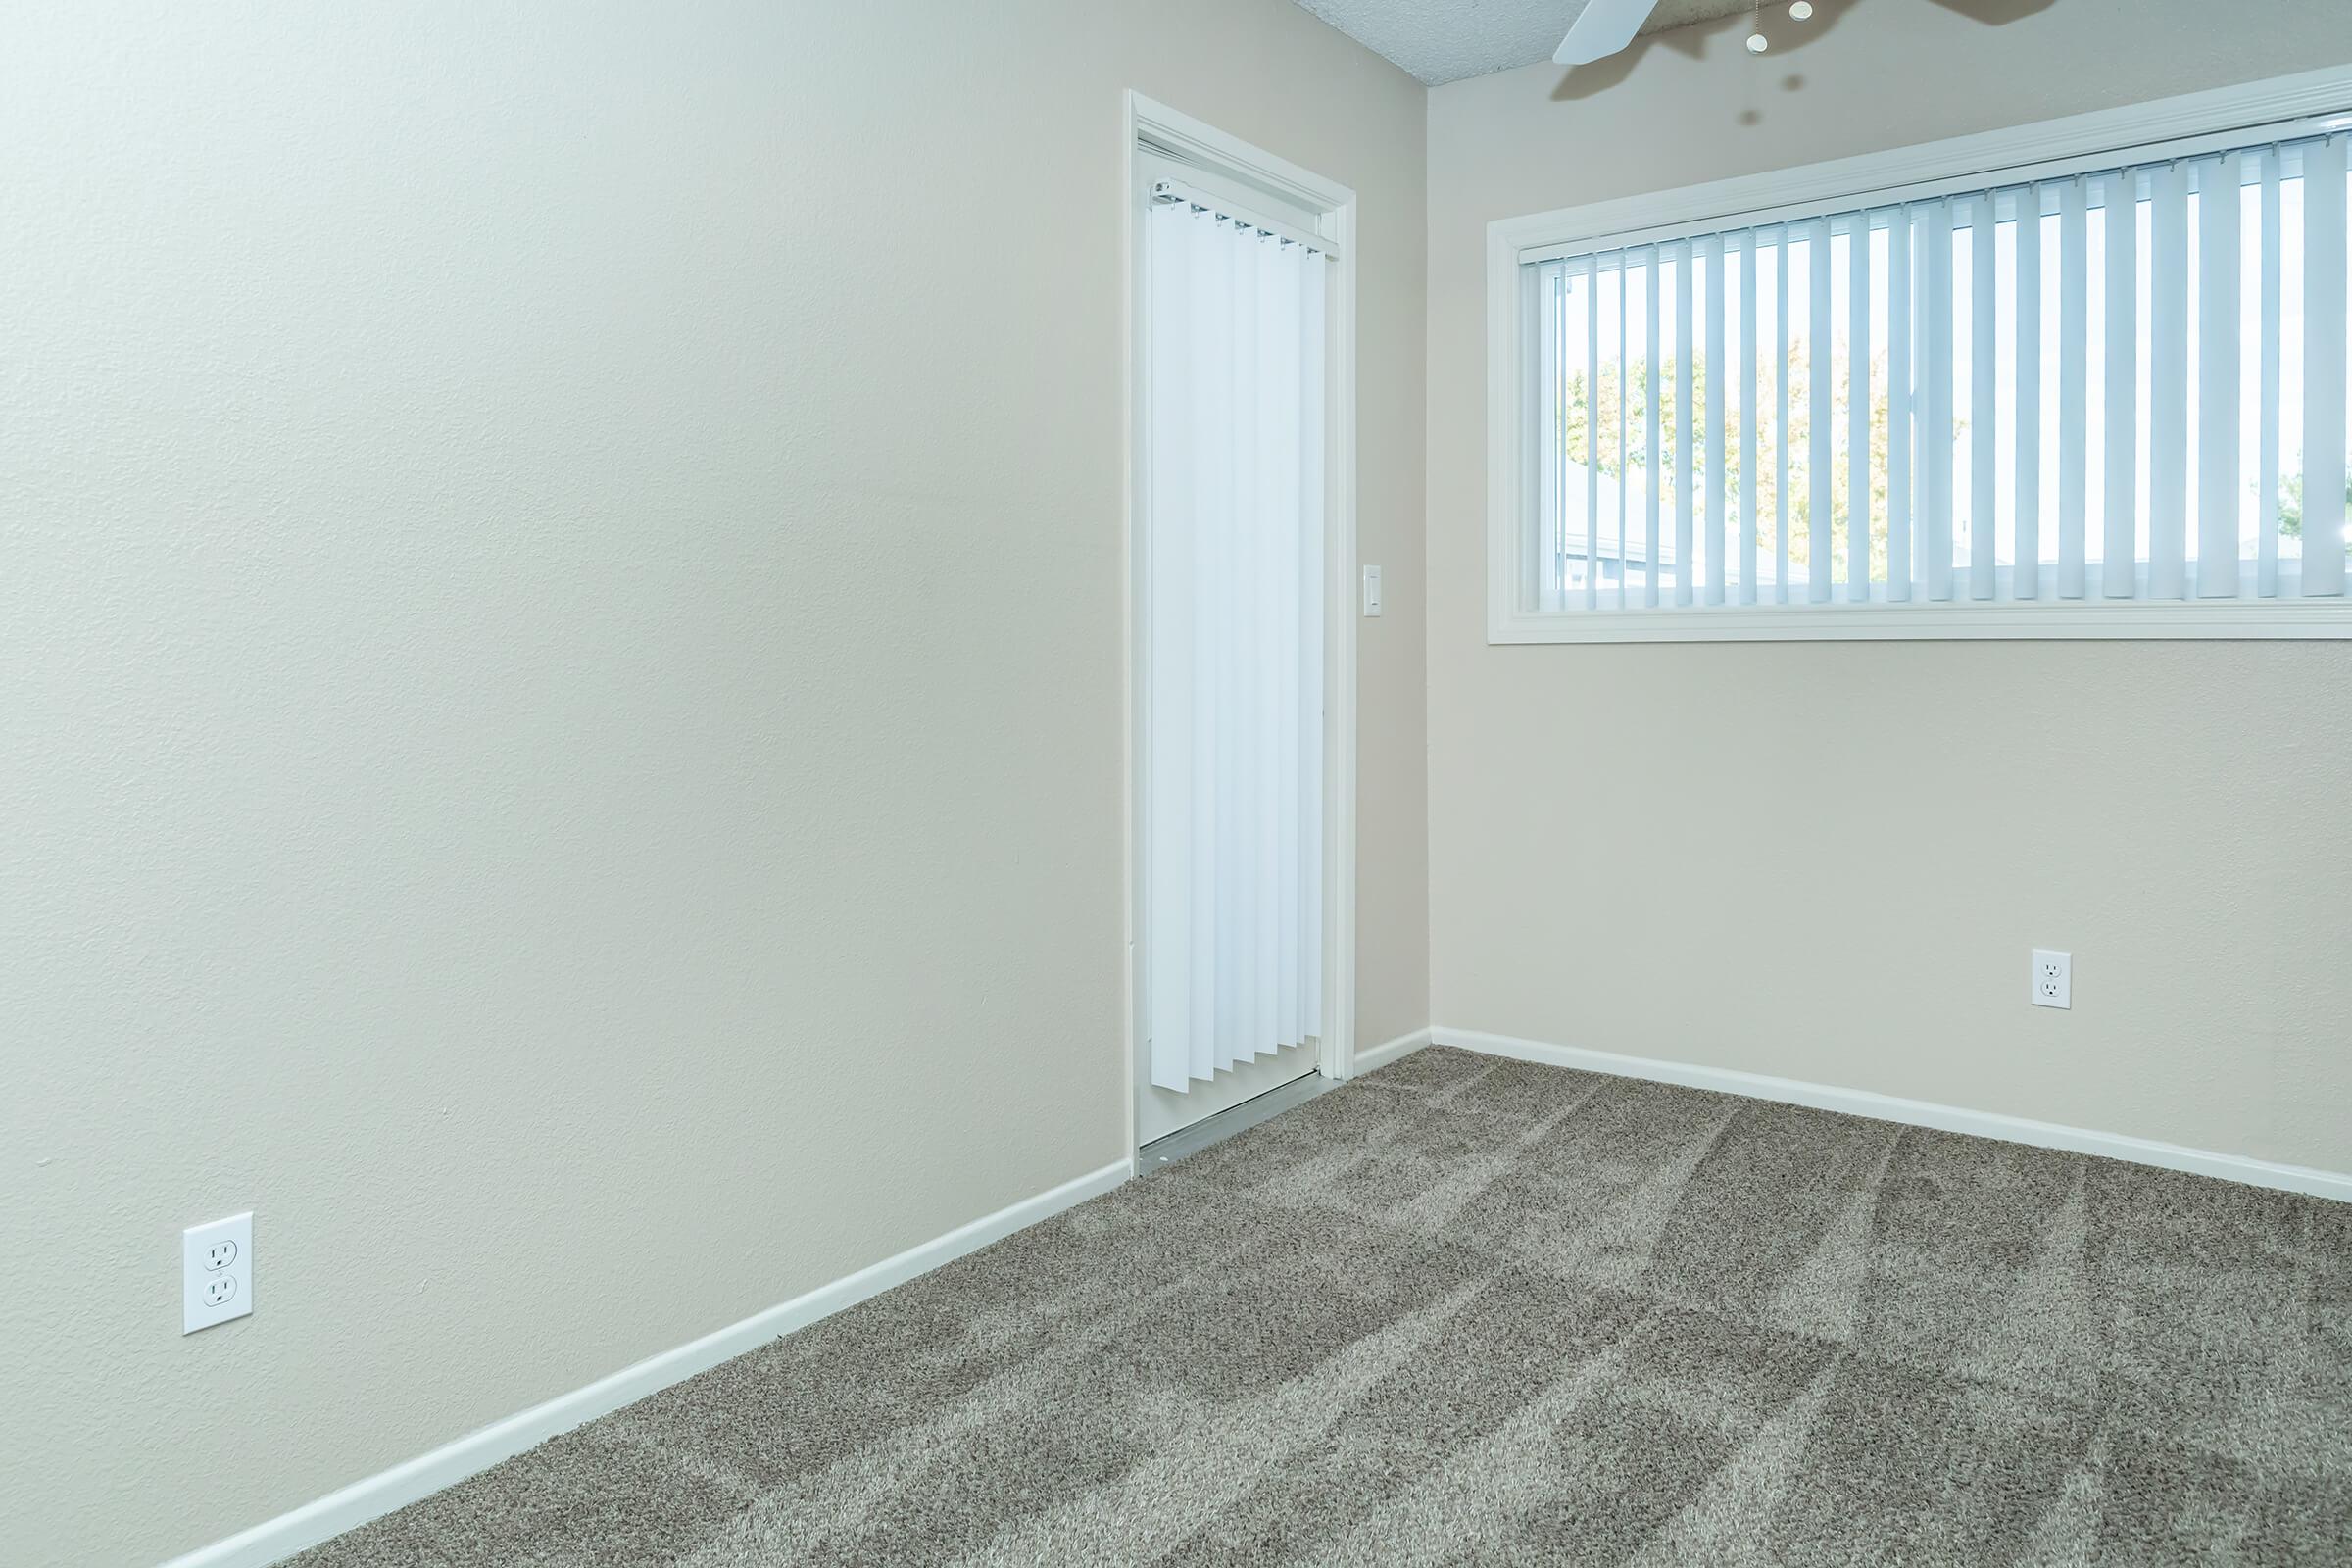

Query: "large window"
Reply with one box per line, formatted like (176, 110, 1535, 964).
(1488, 72, 2352, 640)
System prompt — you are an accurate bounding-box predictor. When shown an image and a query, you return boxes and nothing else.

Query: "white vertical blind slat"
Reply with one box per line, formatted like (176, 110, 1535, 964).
(1259, 236, 1290, 1054)
(1554, 268, 1569, 608)
(1587, 257, 1601, 609)
(1520, 263, 1543, 610)
(1970, 193, 1997, 600)
(2016, 184, 2044, 599)
(1646, 244, 1663, 608)
(1236, 235, 1260, 1067)
(1198, 216, 1232, 1078)
(1250, 236, 1283, 1056)
(2058, 175, 2089, 598)
(1271, 242, 1300, 1051)
(2307, 134, 2349, 597)
(2150, 162, 2190, 599)
(1924, 200, 1955, 601)
(1705, 234, 1727, 604)
(1618, 249, 1631, 607)
(1676, 241, 1695, 606)
(1145, 203, 1194, 1091)
(2103, 169, 2139, 599)
(2197, 155, 2242, 597)
(1848, 215, 1870, 602)
(1776, 226, 1790, 603)
(1223, 228, 1256, 1073)
(2259, 146, 2282, 598)
(1888, 207, 1913, 601)
(1810, 218, 1833, 604)
(1242, 233, 1267, 1065)
(1299, 249, 1325, 1042)
(1741, 229, 1760, 604)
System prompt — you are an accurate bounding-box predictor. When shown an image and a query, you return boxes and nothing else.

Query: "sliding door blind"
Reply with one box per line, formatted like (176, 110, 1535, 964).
(1144, 195, 1326, 1093)
(1525, 128, 2352, 613)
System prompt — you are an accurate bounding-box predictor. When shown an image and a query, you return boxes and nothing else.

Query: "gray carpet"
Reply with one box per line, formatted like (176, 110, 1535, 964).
(292, 1047, 2352, 1565)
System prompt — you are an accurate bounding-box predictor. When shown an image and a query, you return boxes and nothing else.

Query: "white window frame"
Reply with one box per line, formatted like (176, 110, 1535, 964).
(1486, 64, 2352, 644)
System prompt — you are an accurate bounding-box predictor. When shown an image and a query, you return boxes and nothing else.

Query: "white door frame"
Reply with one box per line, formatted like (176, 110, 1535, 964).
(1120, 91, 1359, 1160)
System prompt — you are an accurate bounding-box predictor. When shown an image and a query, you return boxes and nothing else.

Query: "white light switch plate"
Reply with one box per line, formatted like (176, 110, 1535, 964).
(1361, 564, 1383, 616)
(183, 1211, 253, 1333)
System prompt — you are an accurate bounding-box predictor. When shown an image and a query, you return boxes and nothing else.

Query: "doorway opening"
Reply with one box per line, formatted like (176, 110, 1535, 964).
(1124, 97, 1358, 1151)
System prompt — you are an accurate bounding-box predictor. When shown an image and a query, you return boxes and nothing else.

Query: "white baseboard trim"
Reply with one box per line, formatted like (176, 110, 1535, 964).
(1431, 1026, 2352, 1205)
(162, 1156, 1134, 1568)
(1352, 1026, 1432, 1075)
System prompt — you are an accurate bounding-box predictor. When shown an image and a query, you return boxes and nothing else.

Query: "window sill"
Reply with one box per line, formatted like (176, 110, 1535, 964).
(1489, 596, 2352, 644)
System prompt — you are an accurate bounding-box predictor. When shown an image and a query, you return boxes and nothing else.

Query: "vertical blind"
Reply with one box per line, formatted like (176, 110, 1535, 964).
(1144, 192, 1326, 1093)
(1526, 129, 2352, 612)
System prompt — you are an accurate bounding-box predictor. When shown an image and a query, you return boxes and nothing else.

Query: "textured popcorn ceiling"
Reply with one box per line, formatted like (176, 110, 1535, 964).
(1297, 0, 1759, 85)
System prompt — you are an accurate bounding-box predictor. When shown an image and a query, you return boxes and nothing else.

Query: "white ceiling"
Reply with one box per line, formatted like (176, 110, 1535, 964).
(1296, 0, 1759, 86)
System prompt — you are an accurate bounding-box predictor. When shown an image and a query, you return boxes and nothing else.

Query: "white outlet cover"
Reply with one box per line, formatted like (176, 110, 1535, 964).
(183, 1211, 253, 1334)
(2031, 949, 2071, 1010)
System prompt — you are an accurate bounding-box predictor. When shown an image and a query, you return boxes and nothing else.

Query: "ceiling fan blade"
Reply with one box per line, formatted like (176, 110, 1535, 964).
(1552, 0, 1664, 65)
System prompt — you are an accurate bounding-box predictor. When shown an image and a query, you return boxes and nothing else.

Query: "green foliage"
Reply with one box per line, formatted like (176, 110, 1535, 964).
(1557, 353, 2350, 575)
(2275, 471, 2352, 543)
(1559, 346, 1898, 581)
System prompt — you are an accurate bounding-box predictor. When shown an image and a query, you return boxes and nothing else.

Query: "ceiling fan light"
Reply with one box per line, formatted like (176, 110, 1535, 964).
(1746, 31, 1769, 52)
(1788, 1, 1814, 19)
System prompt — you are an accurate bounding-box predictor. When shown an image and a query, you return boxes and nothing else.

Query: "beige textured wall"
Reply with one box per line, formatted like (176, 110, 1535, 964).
(0, 4, 1425, 1562)
(1426, 0, 2352, 1176)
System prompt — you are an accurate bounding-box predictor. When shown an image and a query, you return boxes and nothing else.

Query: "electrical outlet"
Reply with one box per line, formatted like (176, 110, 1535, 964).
(2031, 949, 2071, 1009)
(183, 1211, 253, 1334)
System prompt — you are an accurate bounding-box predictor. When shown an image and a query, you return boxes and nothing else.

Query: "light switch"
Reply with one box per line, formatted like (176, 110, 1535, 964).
(1361, 564, 1383, 616)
